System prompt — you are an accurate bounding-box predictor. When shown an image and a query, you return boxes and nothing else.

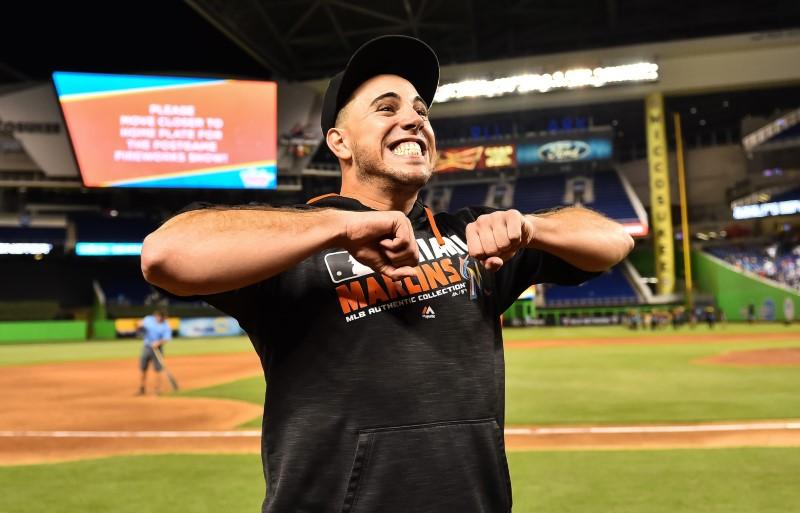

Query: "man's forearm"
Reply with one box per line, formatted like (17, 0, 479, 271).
(527, 207, 634, 272)
(141, 207, 346, 296)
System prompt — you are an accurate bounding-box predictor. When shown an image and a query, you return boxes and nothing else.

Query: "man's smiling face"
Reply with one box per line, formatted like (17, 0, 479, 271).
(334, 74, 437, 190)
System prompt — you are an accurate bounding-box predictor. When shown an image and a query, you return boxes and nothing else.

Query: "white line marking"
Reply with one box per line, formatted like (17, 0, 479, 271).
(1, 422, 799, 438)
(504, 422, 800, 436)
(0, 430, 262, 438)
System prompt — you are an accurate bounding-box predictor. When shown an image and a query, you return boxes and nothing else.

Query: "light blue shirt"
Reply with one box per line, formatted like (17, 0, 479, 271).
(142, 315, 172, 347)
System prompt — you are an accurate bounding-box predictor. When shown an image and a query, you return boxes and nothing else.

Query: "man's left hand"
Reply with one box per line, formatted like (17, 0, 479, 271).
(465, 210, 535, 271)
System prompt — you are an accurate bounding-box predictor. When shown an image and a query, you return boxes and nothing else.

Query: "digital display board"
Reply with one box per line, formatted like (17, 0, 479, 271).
(516, 138, 612, 165)
(435, 144, 516, 173)
(53, 72, 277, 189)
(435, 134, 613, 173)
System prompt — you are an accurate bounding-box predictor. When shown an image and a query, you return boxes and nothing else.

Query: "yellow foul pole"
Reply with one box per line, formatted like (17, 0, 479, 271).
(673, 112, 693, 310)
(645, 93, 675, 295)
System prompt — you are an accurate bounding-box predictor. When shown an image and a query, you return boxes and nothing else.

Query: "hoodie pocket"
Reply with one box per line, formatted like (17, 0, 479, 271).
(340, 418, 511, 513)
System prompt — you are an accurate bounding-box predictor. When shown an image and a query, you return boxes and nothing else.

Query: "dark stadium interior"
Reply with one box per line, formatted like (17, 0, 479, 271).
(1, 1, 799, 324)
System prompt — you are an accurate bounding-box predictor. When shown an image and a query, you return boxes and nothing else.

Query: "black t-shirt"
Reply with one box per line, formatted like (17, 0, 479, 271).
(175, 196, 597, 513)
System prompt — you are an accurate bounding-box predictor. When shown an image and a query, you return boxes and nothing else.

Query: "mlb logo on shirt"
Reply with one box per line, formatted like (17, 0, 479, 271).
(421, 305, 436, 319)
(324, 251, 374, 284)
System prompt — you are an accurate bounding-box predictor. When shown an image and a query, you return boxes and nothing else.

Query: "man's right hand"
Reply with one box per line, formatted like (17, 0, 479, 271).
(337, 210, 420, 280)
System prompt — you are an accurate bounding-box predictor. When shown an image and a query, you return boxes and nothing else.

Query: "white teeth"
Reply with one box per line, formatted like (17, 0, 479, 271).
(392, 141, 422, 156)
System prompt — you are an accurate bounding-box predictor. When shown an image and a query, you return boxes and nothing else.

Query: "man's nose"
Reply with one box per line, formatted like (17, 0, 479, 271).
(398, 107, 424, 132)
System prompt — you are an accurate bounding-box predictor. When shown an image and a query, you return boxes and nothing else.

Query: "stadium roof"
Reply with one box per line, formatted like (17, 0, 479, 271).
(2, 1, 800, 83)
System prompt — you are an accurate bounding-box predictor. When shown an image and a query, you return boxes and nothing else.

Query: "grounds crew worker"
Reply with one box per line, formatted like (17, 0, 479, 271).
(142, 35, 633, 513)
(137, 309, 171, 395)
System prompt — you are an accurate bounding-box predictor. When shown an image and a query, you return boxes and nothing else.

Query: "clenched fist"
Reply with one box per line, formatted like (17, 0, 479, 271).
(465, 209, 535, 271)
(337, 210, 420, 280)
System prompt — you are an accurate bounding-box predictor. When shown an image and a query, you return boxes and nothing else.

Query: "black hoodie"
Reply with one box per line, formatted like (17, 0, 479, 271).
(193, 196, 597, 513)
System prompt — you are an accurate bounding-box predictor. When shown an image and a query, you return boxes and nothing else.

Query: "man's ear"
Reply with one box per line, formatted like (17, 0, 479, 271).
(326, 127, 352, 161)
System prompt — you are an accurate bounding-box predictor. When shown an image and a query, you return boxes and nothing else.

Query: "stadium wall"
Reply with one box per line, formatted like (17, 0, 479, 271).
(0, 320, 87, 343)
(692, 250, 800, 321)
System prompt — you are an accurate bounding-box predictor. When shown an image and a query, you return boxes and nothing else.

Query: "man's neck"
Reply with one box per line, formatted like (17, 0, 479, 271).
(340, 180, 419, 214)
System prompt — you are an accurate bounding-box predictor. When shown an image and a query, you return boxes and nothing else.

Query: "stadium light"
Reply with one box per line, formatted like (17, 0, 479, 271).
(75, 242, 142, 256)
(732, 200, 800, 220)
(0, 243, 53, 255)
(434, 62, 659, 103)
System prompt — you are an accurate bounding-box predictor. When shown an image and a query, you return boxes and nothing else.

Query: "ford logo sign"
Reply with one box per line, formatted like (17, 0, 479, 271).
(538, 140, 591, 162)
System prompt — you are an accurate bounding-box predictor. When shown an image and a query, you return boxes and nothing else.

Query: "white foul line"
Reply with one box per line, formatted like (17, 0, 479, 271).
(1, 422, 800, 438)
(504, 421, 800, 436)
(0, 430, 262, 438)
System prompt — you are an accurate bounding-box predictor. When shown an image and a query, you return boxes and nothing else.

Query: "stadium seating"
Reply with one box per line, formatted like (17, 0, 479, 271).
(543, 265, 638, 306)
(437, 170, 642, 226)
(706, 240, 800, 290)
(591, 171, 639, 221)
(511, 173, 570, 213)
(448, 183, 490, 212)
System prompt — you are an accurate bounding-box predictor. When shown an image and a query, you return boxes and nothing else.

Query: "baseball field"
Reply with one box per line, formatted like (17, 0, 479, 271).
(2, 323, 799, 512)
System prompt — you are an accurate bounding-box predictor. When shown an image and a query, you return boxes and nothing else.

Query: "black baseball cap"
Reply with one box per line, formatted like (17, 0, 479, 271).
(320, 35, 440, 134)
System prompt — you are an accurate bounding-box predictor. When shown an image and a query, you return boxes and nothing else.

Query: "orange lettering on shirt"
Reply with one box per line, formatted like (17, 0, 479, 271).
(365, 276, 390, 305)
(422, 261, 450, 288)
(336, 282, 367, 314)
(440, 258, 462, 284)
(382, 275, 408, 298)
(403, 275, 422, 294)
(414, 266, 431, 291)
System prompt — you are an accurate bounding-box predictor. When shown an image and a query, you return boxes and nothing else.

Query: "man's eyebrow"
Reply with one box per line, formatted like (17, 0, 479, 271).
(369, 92, 401, 107)
(368, 92, 428, 109)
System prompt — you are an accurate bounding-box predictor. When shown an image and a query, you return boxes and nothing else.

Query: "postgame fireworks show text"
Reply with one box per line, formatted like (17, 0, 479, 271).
(52, 72, 278, 189)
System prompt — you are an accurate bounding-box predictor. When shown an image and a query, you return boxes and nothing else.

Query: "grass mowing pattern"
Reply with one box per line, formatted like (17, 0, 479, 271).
(508, 447, 800, 513)
(3, 448, 799, 513)
(0, 454, 264, 513)
(505, 339, 800, 424)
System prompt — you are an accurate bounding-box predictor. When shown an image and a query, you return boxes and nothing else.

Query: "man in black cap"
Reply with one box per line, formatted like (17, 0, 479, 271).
(142, 35, 633, 512)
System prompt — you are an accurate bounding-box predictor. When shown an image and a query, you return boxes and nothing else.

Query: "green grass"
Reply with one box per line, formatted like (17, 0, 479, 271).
(177, 376, 265, 429)
(505, 339, 800, 424)
(5, 326, 799, 427)
(0, 454, 263, 513)
(3, 448, 800, 513)
(508, 447, 800, 513)
(0, 337, 253, 367)
(171, 338, 800, 427)
(3, 324, 796, 366)
(503, 322, 800, 340)
(179, 376, 265, 404)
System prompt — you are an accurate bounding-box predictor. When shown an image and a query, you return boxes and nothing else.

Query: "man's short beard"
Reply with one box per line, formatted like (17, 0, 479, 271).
(351, 141, 431, 191)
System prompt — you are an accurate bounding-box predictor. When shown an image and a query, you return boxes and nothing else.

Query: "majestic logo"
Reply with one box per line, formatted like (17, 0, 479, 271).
(421, 305, 436, 319)
(538, 140, 591, 162)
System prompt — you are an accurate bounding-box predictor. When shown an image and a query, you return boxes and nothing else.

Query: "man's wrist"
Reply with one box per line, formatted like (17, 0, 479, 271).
(324, 209, 362, 249)
(524, 214, 549, 250)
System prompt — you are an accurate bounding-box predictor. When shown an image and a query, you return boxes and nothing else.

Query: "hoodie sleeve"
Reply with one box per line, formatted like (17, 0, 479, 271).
(452, 206, 601, 313)
(147, 201, 278, 337)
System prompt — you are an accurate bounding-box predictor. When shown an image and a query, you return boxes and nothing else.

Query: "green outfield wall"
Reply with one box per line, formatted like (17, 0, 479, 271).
(693, 251, 799, 322)
(0, 321, 88, 343)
